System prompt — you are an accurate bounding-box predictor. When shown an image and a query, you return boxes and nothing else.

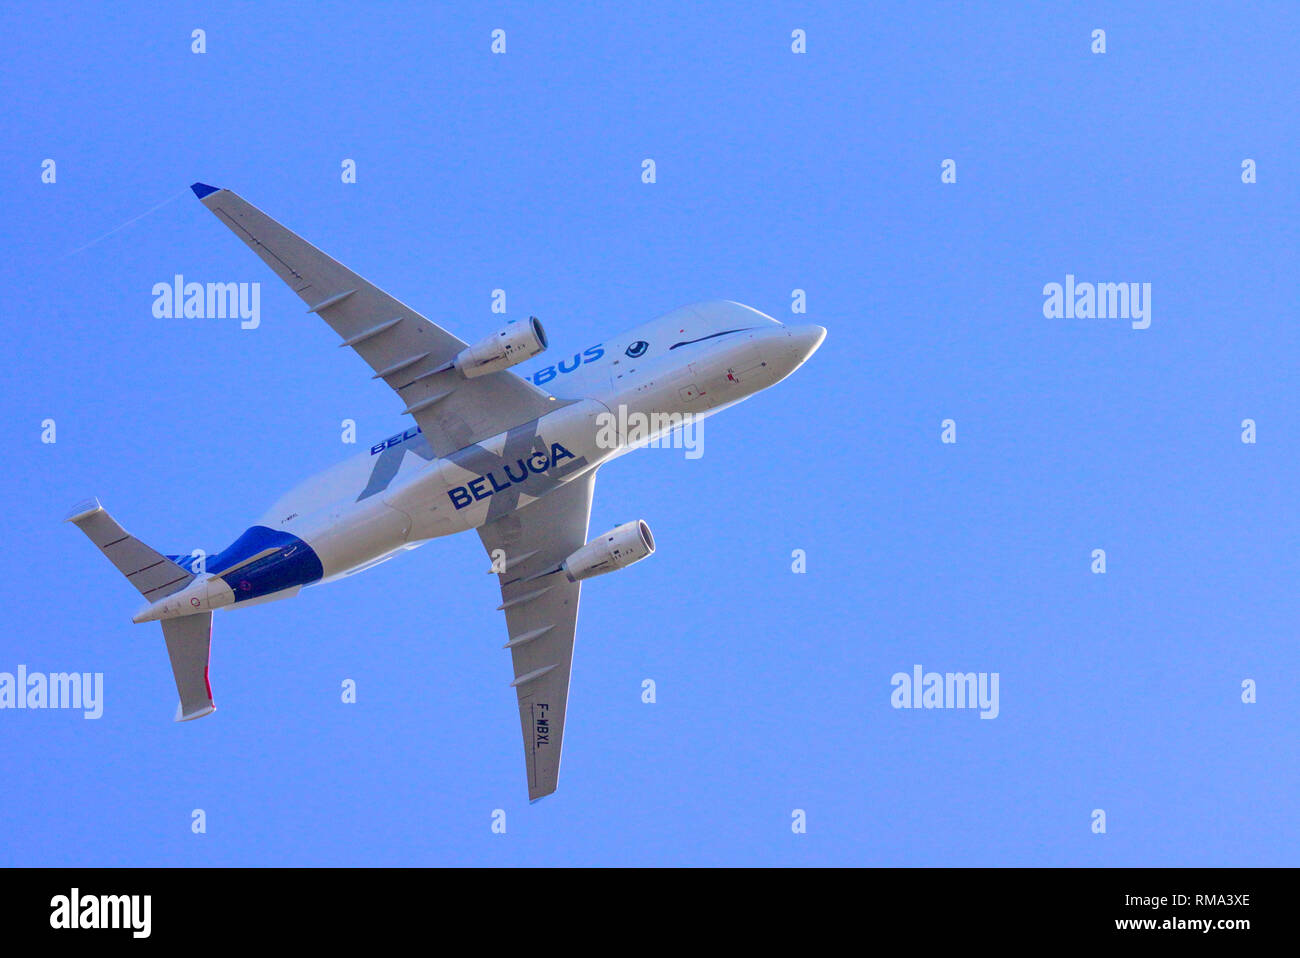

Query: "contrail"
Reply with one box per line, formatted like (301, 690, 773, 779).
(67, 187, 191, 256)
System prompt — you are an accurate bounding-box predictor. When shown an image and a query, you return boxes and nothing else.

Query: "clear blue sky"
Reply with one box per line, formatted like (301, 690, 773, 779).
(1, 1, 1295, 866)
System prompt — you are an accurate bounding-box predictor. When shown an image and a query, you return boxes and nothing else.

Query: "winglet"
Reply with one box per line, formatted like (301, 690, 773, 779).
(63, 497, 104, 523)
(190, 182, 221, 199)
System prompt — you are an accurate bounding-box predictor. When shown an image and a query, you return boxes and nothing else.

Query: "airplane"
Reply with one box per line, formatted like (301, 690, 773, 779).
(67, 183, 826, 801)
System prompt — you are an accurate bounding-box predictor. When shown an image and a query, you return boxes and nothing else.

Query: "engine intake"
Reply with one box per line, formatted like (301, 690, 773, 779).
(456, 316, 548, 378)
(561, 520, 655, 582)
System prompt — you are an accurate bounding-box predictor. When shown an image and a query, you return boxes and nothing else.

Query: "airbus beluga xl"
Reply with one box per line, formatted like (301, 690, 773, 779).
(67, 183, 825, 801)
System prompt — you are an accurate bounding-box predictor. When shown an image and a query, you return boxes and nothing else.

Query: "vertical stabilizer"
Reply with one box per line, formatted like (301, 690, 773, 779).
(162, 612, 216, 721)
(66, 498, 216, 721)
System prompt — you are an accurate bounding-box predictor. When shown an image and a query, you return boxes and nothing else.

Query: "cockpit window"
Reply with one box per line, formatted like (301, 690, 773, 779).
(668, 328, 745, 350)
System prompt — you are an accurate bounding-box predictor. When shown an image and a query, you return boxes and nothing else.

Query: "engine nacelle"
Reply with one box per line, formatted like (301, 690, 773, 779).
(561, 520, 655, 582)
(456, 316, 548, 378)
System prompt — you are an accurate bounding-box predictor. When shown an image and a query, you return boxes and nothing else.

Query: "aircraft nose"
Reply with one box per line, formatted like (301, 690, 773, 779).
(755, 324, 826, 384)
(790, 324, 827, 359)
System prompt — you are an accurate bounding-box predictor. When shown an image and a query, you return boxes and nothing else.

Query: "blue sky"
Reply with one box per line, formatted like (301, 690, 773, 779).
(1, 1, 1296, 866)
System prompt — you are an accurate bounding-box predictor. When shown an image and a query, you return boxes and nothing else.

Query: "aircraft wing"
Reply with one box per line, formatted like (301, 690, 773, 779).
(477, 471, 595, 801)
(191, 183, 554, 457)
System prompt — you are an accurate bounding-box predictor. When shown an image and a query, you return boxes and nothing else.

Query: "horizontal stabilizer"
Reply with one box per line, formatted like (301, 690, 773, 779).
(65, 498, 195, 601)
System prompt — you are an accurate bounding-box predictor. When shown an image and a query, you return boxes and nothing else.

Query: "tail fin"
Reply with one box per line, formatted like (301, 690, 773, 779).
(66, 498, 216, 722)
(162, 613, 216, 721)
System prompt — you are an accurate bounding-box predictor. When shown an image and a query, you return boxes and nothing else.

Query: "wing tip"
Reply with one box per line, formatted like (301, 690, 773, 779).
(63, 497, 104, 523)
(190, 182, 221, 199)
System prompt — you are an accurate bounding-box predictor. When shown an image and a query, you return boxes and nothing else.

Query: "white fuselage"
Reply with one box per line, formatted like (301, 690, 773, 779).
(295, 321, 821, 572)
(138, 305, 824, 621)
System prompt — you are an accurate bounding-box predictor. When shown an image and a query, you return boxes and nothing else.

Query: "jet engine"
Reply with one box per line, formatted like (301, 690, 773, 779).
(456, 316, 548, 378)
(561, 520, 655, 582)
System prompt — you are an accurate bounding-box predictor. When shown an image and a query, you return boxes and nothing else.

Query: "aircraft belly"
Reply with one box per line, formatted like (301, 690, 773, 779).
(296, 498, 413, 580)
(389, 399, 613, 537)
